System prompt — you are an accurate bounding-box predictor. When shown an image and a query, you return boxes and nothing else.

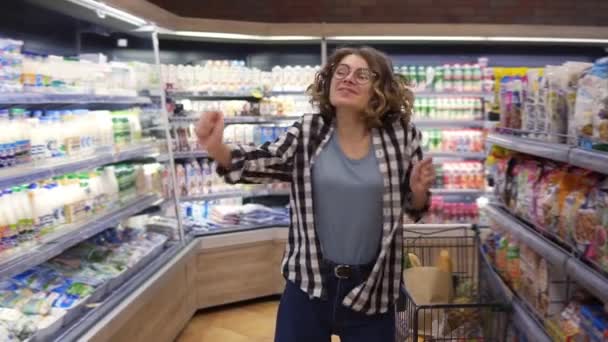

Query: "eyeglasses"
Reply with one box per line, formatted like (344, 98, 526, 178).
(333, 64, 378, 85)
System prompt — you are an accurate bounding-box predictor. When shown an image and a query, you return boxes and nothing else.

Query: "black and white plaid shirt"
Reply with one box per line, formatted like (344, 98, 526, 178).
(218, 113, 428, 315)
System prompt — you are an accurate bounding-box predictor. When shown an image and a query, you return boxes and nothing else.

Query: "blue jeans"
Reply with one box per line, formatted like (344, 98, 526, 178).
(274, 266, 395, 342)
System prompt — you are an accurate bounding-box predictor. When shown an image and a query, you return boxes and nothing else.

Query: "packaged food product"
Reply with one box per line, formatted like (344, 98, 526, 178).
(564, 62, 593, 145)
(65, 282, 94, 298)
(513, 160, 543, 221)
(523, 69, 542, 134)
(506, 240, 521, 290)
(535, 168, 566, 233)
(590, 58, 608, 148)
(545, 65, 569, 144)
(20, 292, 55, 316)
(559, 170, 598, 245)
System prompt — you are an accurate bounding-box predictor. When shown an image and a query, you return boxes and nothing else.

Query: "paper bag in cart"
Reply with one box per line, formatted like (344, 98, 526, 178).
(403, 267, 454, 338)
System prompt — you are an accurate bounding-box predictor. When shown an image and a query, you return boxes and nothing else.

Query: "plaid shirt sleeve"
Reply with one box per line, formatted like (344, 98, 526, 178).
(402, 124, 431, 222)
(216, 118, 302, 184)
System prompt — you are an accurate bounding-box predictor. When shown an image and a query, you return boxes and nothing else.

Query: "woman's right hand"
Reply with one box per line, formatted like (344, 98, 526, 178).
(195, 111, 224, 151)
(195, 111, 231, 167)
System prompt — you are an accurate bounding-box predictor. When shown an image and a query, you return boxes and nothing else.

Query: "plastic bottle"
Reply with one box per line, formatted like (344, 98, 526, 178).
(0, 189, 18, 247)
(437, 249, 454, 275)
(10, 108, 31, 165)
(12, 186, 33, 239)
(0, 110, 13, 168)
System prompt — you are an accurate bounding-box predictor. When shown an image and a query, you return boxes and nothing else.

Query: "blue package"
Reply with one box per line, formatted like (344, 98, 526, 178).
(52, 293, 79, 309)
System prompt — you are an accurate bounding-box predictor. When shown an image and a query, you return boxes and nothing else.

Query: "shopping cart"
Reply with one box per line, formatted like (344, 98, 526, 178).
(395, 224, 510, 341)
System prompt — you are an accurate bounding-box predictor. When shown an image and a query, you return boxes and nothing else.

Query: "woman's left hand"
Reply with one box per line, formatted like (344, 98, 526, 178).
(410, 157, 435, 196)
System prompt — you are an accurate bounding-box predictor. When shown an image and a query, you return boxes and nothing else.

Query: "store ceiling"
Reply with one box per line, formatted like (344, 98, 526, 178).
(147, 0, 608, 26)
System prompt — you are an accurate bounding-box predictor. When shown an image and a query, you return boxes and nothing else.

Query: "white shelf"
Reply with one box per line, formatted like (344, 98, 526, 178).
(414, 119, 485, 128)
(0, 193, 161, 280)
(0, 143, 161, 189)
(485, 204, 608, 304)
(181, 187, 290, 201)
(168, 91, 260, 101)
(430, 188, 485, 195)
(190, 223, 289, 237)
(488, 133, 608, 175)
(426, 151, 486, 159)
(0, 93, 151, 105)
(414, 91, 493, 100)
(480, 248, 551, 342)
(173, 150, 209, 159)
(568, 147, 608, 174)
(170, 115, 300, 125)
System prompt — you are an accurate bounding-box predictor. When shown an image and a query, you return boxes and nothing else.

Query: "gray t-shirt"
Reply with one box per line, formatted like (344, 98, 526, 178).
(312, 134, 384, 265)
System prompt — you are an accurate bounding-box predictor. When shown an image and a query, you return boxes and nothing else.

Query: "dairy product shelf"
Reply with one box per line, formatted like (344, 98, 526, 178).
(0, 193, 161, 280)
(0, 93, 151, 105)
(0, 143, 162, 189)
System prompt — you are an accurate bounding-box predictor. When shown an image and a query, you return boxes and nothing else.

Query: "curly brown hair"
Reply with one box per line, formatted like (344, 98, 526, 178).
(307, 46, 414, 129)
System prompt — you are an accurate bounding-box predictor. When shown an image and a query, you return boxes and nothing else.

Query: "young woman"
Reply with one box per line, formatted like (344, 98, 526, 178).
(196, 46, 435, 342)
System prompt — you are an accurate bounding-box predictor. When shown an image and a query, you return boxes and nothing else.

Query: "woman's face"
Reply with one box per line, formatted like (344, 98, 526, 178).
(329, 54, 375, 114)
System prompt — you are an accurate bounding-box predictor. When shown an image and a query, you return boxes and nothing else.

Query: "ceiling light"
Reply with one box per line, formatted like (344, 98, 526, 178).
(65, 0, 148, 27)
(326, 36, 487, 41)
(174, 31, 321, 41)
(487, 36, 608, 44)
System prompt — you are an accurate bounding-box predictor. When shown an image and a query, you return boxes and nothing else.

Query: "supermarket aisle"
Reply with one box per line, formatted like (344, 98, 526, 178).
(176, 299, 341, 342)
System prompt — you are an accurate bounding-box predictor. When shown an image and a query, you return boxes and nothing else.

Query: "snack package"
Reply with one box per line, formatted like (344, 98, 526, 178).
(591, 58, 608, 149)
(514, 160, 543, 221)
(560, 170, 598, 245)
(564, 62, 593, 145)
(545, 65, 569, 144)
(536, 74, 549, 139)
(534, 167, 565, 232)
(20, 292, 56, 316)
(582, 179, 608, 272)
(519, 244, 541, 311)
(523, 69, 543, 134)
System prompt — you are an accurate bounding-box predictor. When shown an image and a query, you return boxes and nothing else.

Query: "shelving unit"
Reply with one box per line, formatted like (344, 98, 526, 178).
(480, 247, 552, 342)
(0, 193, 162, 280)
(0, 93, 151, 106)
(425, 151, 486, 159)
(170, 114, 300, 124)
(173, 150, 209, 159)
(189, 223, 289, 237)
(180, 186, 290, 202)
(488, 132, 608, 174)
(414, 91, 494, 100)
(430, 188, 486, 195)
(484, 204, 608, 304)
(0, 143, 163, 189)
(413, 119, 486, 128)
(167, 91, 261, 102)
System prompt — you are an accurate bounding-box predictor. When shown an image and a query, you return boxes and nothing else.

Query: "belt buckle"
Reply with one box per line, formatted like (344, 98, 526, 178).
(334, 265, 351, 279)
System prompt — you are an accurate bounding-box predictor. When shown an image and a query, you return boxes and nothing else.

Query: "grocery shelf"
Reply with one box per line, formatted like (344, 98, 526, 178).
(568, 147, 608, 174)
(487, 133, 570, 163)
(54, 240, 184, 341)
(181, 187, 290, 201)
(0, 193, 161, 280)
(170, 114, 300, 124)
(0, 143, 161, 189)
(488, 133, 608, 175)
(481, 246, 552, 342)
(430, 188, 486, 195)
(173, 150, 209, 159)
(167, 91, 261, 101)
(0, 92, 151, 106)
(191, 223, 289, 237)
(485, 204, 608, 304)
(414, 91, 493, 100)
(425, 151, 486, 159)
(413, 119, 485, 128)
(265, 90, 307, 96)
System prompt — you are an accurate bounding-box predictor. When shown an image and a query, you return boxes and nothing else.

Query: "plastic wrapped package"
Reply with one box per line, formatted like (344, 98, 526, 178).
(523, 69, 542, 134)
(563, 62, 593, 145)
(575, 57, 608, 149)
(591, 58, 608, 149)
(544, 65, 569, 144)
(558, 170, 599, 244)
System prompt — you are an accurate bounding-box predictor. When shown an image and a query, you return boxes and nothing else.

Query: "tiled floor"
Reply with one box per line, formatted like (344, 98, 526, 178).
(176, 298, 340, 342)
